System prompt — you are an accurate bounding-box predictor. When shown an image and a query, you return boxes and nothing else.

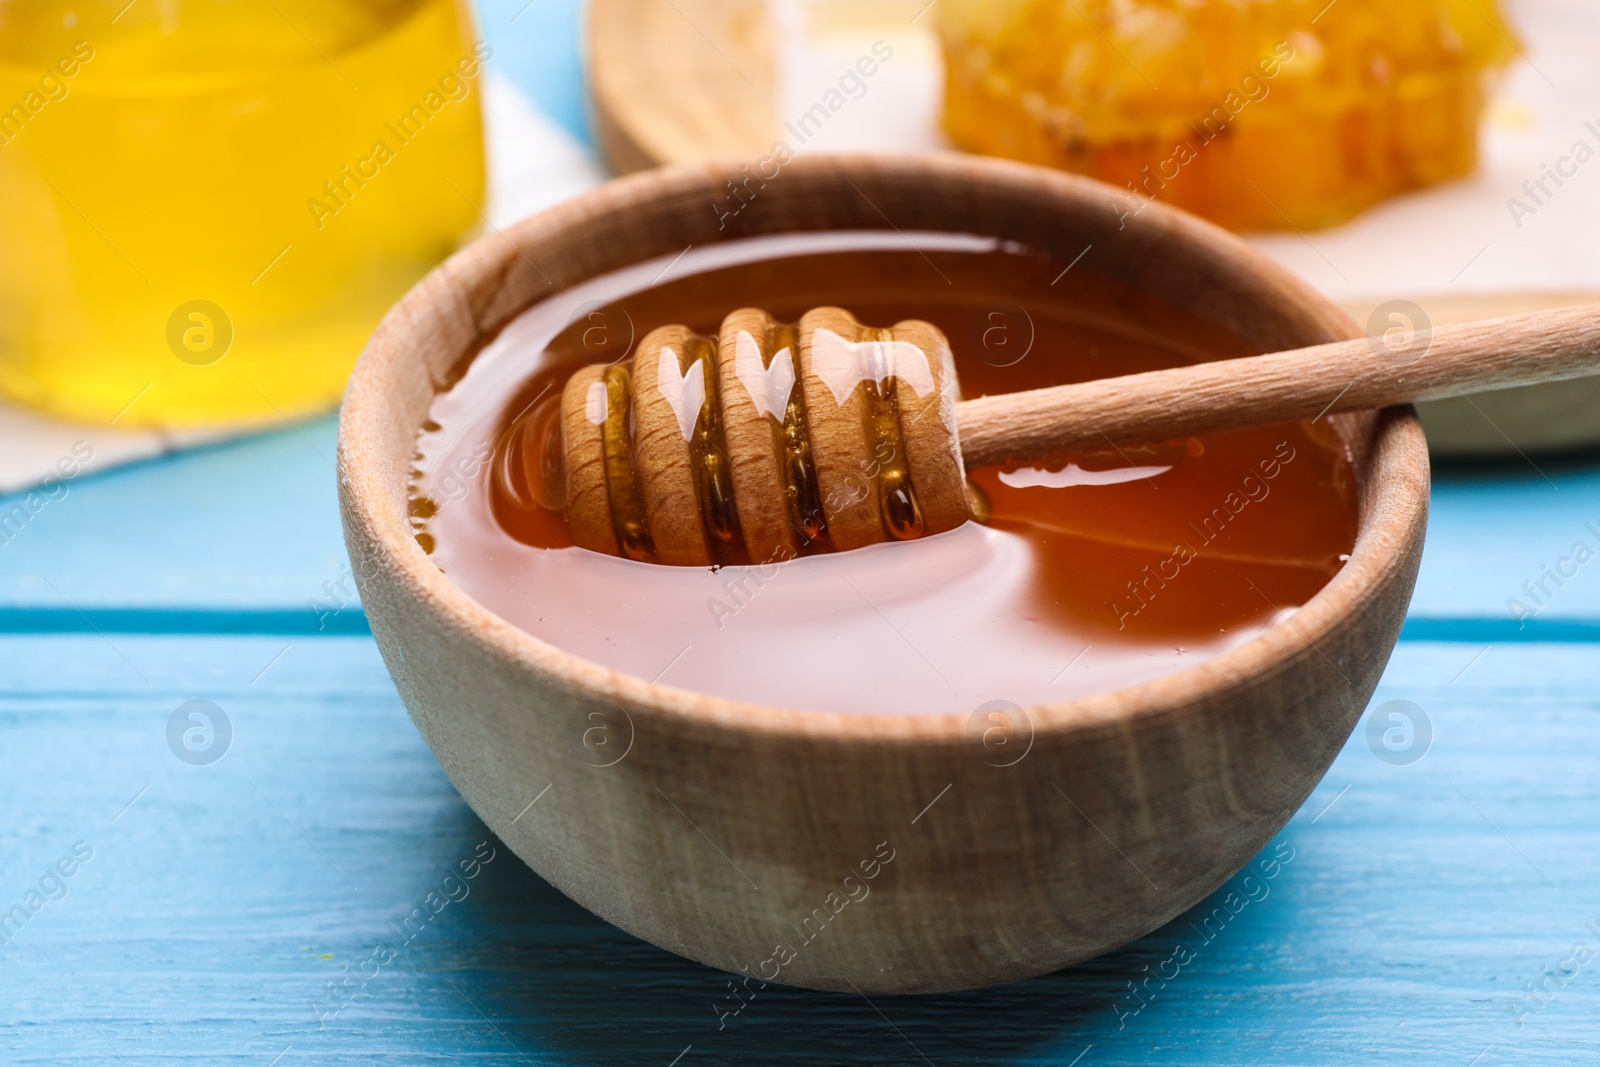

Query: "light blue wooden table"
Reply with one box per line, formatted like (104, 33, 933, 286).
(5, 4, 1600, 1063)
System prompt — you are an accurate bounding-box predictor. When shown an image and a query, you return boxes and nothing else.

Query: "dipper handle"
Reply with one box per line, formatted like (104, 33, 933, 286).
(956, 305, 1600, 469)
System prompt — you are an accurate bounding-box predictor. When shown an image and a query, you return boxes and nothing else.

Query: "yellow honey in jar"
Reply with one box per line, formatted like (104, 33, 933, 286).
(936, 0, 1517, 231)
(0, 0, 485, 427)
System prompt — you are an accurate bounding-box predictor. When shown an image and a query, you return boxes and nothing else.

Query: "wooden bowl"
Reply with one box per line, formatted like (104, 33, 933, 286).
(337, 154, 1429, 994)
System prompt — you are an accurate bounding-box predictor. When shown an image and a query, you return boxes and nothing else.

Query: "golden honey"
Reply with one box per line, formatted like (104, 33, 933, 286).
(412, 233, 1359, 714)
(0, 0, 484, 426)
(936, 0, 1516, 231)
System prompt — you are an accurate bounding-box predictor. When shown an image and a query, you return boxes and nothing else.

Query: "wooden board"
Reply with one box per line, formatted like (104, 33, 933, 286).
(1340, 293, 1600, 458)
(590, 0, 778, 172)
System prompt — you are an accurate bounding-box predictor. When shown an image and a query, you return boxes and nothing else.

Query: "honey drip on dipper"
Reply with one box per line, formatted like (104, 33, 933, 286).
(508, 307, 973, 569)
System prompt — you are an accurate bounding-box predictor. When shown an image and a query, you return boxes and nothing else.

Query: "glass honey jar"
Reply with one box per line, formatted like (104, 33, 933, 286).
(0, 0, 486, 426)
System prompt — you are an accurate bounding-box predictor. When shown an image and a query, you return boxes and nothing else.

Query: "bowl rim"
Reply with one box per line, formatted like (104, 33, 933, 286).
(339, 151, 1429, 745)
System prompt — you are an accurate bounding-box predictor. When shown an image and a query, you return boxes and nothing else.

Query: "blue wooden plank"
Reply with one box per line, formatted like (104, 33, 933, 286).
(0, 607, 371, 636)
(0, 420, 348, 613)
(1413, 460, 1600, 622)
(1, 635, 1597, 1064)
(1398, 616, 1600, 642)
(7, 604, 1600, 644)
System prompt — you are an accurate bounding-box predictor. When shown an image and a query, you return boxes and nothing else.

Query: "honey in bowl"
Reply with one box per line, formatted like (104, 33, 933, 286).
(411, 232, 1358, 714)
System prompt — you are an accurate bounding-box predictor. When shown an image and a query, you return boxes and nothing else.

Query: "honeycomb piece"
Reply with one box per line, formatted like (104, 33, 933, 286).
(936, 0, 1517, 231)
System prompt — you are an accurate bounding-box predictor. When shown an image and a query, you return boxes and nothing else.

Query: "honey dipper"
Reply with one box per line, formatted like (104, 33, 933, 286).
(523, 305, 1600, 567)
